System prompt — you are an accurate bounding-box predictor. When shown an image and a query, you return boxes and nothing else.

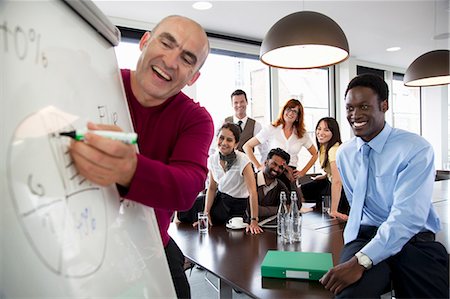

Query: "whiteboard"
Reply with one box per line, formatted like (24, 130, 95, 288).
(0, 0, 176, 298)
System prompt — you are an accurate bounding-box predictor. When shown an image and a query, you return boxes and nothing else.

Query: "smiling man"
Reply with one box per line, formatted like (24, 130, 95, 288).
(255, 148, 291, 218)
(69, 15, 214, 299)
(320, 74, 448, 298)
(224, 89, 267, 159)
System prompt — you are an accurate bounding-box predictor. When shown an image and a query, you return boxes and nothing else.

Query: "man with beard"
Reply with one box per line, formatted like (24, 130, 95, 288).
(254, 147, 292, 219)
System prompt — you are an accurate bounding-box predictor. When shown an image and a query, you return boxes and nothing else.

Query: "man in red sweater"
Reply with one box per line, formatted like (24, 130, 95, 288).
(69, 15, 213, 298)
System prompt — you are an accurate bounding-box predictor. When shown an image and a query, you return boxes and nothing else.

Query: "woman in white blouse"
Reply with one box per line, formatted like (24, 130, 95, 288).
(243, 99, 318, 188)
(203, 123, 263, 234)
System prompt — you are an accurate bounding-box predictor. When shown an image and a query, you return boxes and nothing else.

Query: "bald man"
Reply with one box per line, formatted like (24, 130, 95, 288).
(69, 16, 213, 298)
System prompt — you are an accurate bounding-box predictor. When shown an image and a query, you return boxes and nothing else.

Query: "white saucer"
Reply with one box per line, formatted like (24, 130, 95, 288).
(226, 223, 248, 230)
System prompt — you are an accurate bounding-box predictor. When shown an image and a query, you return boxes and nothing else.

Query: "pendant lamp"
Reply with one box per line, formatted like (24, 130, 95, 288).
(403, 49, 450, 87)
(260, 11, 349, 69)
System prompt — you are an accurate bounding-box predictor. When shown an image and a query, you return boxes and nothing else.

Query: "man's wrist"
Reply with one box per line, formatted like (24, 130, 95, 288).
(250, 217, 259, 222)
(355, 252, 373, 270)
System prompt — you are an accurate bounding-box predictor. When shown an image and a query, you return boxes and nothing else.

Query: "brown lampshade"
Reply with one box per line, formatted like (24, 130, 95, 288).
(260, 11, 349, 69)
(404, 50, 450, 87)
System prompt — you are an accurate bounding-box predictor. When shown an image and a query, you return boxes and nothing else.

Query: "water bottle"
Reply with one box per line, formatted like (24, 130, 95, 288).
(290, 191, 302, 242)
(277, 191, 288, 236)
(283, 211, 292, 244)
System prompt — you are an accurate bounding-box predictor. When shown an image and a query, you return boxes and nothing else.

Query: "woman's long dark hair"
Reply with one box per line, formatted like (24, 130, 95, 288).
(316, 117, 342, 169)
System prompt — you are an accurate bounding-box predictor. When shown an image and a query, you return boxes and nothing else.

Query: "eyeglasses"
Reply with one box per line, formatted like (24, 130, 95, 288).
(285, 107, 299, 115)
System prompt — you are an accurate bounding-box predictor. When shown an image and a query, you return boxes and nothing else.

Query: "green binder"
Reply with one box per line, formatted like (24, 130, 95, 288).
(261, 250, 333, 280)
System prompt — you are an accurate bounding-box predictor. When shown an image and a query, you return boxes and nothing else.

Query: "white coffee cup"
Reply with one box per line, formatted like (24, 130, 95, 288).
(227, 217, 244, 227)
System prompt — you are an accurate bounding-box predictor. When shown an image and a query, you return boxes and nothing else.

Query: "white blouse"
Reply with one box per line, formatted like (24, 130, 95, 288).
(208, 151, 251, 198)
(255, 124, 313, 167)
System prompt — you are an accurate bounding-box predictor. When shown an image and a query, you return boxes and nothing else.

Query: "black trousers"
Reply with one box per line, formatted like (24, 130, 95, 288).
(301, 178, 349, 214)
(336, 226, 449, 299)
(164, 238, 191, 299)
(177, 192, 248, 224)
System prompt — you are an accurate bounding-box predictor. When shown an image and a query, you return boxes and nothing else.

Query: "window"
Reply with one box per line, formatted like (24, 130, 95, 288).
(114, 28, 331, 169)
(114, 40, 140, 70)
(392, 73, 421, 135)
(114, 38, 270, 133)
(192, 51, 270, 131)
(275, 68, 330, 172)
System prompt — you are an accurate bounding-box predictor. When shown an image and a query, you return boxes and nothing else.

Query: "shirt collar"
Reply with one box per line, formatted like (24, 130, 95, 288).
(233, 115, 248, 124)
(256, 171, 266, 187)
(356, 122, 392, 154)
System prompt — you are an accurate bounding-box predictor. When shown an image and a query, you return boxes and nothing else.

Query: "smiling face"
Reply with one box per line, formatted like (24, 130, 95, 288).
(283, 105, 299, 125)
(345, 86, 387, 142)
(217, 128, 237, 155)
(232, 94, 247, 119)
(133, 16, 209, 106)
(316, 120, 333, 146)
(264, 154, 286, 180)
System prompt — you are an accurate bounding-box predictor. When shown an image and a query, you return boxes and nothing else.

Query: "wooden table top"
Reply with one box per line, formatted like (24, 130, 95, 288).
(169, 212, 345, 298)
(169, 180, 449, 298)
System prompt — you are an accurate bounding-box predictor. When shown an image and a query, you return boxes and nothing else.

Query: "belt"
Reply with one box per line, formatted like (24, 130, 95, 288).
(409, 231, 435, 243)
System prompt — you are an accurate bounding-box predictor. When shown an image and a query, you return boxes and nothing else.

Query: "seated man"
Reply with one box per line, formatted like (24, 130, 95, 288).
(255, 148, 291, 219)
(320, 74, 448, 298)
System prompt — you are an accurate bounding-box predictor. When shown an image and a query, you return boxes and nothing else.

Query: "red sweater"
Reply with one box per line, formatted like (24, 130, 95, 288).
(121, 69, 214, 246)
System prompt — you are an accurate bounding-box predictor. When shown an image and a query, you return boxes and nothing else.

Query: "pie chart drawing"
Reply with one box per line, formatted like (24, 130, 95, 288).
(6, 107, 107, 278)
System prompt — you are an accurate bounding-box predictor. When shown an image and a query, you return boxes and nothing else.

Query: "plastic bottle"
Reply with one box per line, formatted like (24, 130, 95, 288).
(277, 191, 288, 237)
(290, 191, 302, 242)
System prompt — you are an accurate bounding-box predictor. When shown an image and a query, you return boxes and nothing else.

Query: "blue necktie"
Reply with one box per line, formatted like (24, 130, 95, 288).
(344, 143, 371, 243)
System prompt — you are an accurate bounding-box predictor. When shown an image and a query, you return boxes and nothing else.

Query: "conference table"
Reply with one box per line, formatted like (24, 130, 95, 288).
(170, 211, 345, 299)
(169, 179, 449, 299)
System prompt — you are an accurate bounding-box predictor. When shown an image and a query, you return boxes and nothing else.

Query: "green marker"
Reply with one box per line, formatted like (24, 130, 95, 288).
(59, 129, 138, 144)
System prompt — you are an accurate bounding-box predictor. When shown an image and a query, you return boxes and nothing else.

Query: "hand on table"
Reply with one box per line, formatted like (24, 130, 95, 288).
(329, 210, 349, 221)
(68, 122, 137, 187)
(319, 257, 364, 295)
(246, 220, 263, 234)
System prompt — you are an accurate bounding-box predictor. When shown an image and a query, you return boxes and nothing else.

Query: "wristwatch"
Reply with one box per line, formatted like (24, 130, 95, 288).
(250, 217, 259, 222)
(355, 252, 373, 270)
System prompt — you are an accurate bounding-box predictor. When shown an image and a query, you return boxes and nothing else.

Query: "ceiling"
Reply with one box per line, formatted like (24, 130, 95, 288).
(93, 0, 450, 70)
